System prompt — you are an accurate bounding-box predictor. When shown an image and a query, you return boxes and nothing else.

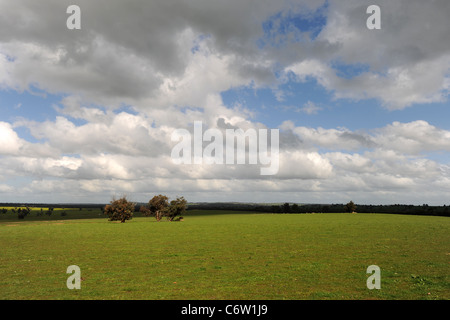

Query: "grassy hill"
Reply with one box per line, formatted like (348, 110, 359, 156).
(0, 210, 448, 300)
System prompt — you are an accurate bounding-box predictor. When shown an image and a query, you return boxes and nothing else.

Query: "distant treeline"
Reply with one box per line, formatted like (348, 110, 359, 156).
(0, 203, 105, 209)
(187, 202, 450, 217)
(1, 202, 449, 217)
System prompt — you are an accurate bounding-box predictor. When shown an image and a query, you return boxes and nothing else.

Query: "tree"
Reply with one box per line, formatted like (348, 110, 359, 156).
(46, 207, 54, 216)
(17, 207, 31, 220)
(166, 196, 187, 221)
(271, 205, 281, 213)
(17, 208, 25, 220)
(139, 205, 151, 216)
(149, 195, 169, 221)
(345, 201, 357, 213)
(104, 196, 134, 223)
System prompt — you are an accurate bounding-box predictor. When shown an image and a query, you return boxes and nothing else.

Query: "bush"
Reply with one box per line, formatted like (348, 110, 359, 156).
(104, 197, 134, 223)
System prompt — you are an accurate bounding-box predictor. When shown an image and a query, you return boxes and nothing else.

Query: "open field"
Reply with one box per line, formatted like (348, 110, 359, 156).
(0, 210, 449, 300)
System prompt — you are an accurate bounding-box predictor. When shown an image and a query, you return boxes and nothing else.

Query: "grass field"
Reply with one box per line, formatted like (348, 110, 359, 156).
(0, 209, 449, 300)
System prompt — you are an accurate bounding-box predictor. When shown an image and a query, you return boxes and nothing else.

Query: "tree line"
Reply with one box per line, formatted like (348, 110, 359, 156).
(269, 202, 449, 216)
(187, 201, 450, 217)
(3, 199, 449, 220)
(0, 206, 65, 219)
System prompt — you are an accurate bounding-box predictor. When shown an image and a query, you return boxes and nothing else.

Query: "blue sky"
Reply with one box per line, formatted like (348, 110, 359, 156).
(0, 0, 449, 205)
(222, 80, 450, 132)
(260, 5, 328, 46)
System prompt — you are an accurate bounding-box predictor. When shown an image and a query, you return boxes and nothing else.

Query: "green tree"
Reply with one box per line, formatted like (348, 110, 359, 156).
(104, 196, 135, 223)
(166, 196, 187, 221)
(139, 205, 151, 216)
(345, 201, 357, 213)
(46, 207, 54, 216)
(149, 194, 169, 221)
(17, 207, 31, 220)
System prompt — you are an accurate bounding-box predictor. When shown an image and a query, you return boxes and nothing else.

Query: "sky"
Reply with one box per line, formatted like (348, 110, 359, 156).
(0, 0, 450, 205)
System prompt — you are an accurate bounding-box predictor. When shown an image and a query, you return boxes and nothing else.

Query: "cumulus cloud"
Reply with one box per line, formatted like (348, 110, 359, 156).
(0, 0, 292, 108)
(286, 57, 450, 109)
(285, 0, 450, 109)
(374, 121, 450, 154)
(1, 0, 448, 110)
(280, 120, 375, 151)
(2, 111, 449, 204)
(0, 122, 23, 155)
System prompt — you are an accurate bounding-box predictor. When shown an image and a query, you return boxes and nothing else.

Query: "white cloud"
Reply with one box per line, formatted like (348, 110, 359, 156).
(374, 120, 450, 154)
(1, 0, 447, 111)
(283, 0, 450, 109)
(2, 113, 450, 204)
(0, 122, 24, 155)
(277, 151, 333, 179)
(288, 124, 374, 151)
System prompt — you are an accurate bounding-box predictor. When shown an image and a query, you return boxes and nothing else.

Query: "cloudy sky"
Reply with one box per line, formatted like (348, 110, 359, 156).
(1, 0, 450, 205)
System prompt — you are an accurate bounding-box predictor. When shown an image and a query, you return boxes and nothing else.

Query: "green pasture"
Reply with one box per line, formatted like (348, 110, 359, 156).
(0, 209, 448, 300)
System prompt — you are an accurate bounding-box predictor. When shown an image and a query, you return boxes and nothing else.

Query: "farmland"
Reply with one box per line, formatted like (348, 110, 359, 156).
(0, 209, 448, 300)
